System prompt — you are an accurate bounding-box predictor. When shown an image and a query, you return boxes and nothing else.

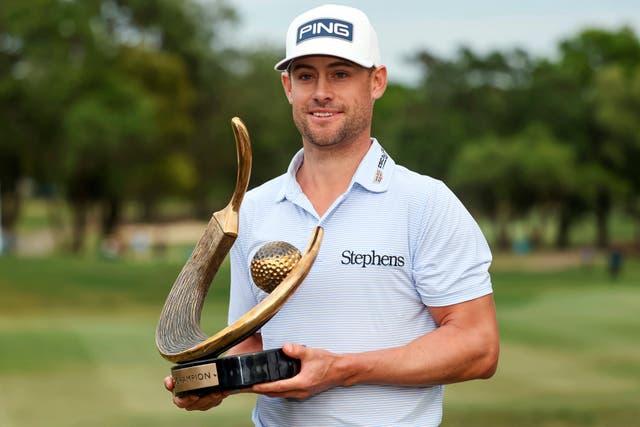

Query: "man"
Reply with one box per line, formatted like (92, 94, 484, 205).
(165, 4, 499, 426)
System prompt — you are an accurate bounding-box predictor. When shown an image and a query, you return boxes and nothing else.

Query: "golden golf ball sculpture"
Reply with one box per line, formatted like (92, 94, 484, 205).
(251, 241, 302, 293)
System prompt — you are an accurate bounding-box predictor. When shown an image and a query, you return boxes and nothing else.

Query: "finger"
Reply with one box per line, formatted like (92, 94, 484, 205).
(184, 392, 228, 411)
(252, 375, 301, 394)
(164, 376, 174, 391)
(173, 394, 199, 409)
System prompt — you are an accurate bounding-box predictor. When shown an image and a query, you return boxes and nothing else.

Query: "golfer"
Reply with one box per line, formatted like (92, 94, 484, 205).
(165, 4, 499, 426)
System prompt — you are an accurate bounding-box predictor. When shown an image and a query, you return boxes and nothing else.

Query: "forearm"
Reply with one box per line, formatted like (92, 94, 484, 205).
(341, 324, 497, 387)
(338, 295, 499, 387)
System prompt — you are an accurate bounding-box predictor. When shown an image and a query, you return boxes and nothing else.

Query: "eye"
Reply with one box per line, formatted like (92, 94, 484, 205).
(333, 71, 349, 79)
(296, 72, 314, 81)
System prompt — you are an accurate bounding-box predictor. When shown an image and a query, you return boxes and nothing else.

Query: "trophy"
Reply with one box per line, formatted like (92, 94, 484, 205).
(155, 117, 323, 397)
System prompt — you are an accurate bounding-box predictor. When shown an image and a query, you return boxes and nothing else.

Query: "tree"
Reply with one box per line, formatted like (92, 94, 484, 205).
(0, 0, 82, 251)
(449, 126, 578, 250)
(1, 0, 236, 252)
(553, 27, 640, 247)
(115, 45, 196, 223)
(227, 48, 302, 187)
(403, 47, 535, 180)
(593, 64, 640, 243)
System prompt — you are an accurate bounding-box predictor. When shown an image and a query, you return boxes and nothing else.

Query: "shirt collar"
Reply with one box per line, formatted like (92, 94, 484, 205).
(275, 138, 395, 202)
(352, 138, 396, 193)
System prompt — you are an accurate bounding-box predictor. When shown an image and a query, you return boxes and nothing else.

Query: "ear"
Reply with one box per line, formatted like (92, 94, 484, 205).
(371, 66, 388, 100)
(281, 72, 293, 104)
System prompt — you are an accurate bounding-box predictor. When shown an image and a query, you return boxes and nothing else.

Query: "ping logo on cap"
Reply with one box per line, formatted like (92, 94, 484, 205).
(297, 18, 353, 44)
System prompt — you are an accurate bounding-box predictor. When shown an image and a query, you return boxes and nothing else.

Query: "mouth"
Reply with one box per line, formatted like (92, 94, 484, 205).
(309, 110, 340, 119)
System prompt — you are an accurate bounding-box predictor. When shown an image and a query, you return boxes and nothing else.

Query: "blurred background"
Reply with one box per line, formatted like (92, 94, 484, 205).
(1, 1, 639, 426)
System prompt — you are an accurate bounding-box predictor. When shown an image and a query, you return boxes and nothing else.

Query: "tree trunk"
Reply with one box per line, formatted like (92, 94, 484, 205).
(101, 197, 122, 238)
(529, 222, 544, 249)
(0, 183, 22, 253)
(555, 206, 571, 249)
(495, 200, 511, 251)
(46, 196, 68, 250)
(141, 200, 153, 223)
(71, 199, 88, 253)
(595, 189, 611, 249)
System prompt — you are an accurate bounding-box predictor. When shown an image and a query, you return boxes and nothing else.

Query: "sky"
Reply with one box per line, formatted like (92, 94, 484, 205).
(224, 0, 640, 84)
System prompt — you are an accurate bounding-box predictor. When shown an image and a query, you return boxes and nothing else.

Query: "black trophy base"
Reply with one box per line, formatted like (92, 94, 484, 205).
(171, 348, 300, 397)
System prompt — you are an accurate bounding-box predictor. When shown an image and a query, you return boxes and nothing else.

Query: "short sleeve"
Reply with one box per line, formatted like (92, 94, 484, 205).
(412, 181, 493, 307)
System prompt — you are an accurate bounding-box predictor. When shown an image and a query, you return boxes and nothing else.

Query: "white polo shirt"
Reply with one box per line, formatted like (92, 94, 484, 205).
(228, 139, 493, 427)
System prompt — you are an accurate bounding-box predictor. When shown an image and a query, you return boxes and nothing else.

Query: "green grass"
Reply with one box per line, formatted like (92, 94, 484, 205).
(0, 254, 639, 426)
(443, 261, 640, 426)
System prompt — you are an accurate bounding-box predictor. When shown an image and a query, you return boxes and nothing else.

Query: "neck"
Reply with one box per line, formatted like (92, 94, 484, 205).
(296, 135, 371, 217)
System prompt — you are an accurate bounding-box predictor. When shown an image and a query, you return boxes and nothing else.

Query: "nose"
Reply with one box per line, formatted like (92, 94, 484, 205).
(312, 75, 333, 104)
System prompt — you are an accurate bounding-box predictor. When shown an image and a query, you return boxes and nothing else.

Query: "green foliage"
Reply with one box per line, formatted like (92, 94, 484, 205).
(449, 126, 576, 217)
(396, 47, 535, 179)
(549, 27, 640, 247)
(2, 4, 640, 250)
(373, 82, 416, 159)
(225, 48, 301, 187)
(393, 27, 640, 248)
(594, 65, 640, 199)
(0, 0, 241, 241)
(559, 27, 640, 84)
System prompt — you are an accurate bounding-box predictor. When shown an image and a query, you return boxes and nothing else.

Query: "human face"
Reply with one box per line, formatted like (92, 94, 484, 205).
(282, 55, 387, 149)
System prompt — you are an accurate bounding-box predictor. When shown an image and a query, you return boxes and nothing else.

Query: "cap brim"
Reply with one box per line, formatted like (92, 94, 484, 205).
(274, 54, 375, 71)
(274, 57, 292, 71)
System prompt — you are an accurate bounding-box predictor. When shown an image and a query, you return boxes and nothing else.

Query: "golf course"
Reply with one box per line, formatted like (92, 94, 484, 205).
(1, 246, 638, 427)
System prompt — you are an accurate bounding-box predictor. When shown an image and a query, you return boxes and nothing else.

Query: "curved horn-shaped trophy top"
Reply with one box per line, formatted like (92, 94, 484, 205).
(155, 117, 251, 361)
(155, 117, 324, 364)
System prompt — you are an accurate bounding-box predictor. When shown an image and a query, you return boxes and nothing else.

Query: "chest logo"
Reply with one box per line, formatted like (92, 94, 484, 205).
(341, 250, 405, 268)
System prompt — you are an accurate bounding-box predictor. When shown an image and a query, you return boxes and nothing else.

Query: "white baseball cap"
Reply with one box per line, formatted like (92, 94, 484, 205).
(274, 4, 381, 71)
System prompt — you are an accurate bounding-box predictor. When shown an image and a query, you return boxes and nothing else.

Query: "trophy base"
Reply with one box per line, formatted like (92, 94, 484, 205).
(171, 348, 300, 397)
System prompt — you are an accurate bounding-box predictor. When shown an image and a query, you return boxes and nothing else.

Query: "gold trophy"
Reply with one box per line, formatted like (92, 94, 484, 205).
(155, 118, 323, 396)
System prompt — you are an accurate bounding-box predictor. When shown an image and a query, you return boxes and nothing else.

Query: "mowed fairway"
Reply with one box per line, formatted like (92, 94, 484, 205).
(445, 259, 640, 426)
(0, 253, 638, 427)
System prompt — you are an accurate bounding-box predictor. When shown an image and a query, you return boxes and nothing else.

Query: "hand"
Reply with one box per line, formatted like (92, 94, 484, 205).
(251, 343, 346, 400)
(164, 376, 230, 411)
